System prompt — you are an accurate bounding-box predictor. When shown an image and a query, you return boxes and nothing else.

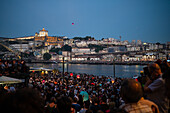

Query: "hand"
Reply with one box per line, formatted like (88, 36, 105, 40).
(144, 79, 153, 93)
(144, 79, 153, 87)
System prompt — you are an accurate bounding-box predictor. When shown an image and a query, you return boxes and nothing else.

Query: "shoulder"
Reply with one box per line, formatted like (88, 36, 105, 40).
(123, 103, 153, 113)
(139, 98, 159, 113)
(139, 99, 159, 108)
(148, 77, 164, 90)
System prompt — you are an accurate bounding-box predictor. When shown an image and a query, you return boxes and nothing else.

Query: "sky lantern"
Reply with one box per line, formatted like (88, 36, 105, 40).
(70, 73, 73, 77)
(41, 71, 44, 74)
(42, 80, 45, 83)
(91, 83, 95, 86)
(54, 82, 57, 84)
(111, 80, 114, 84)
(45, 71, 48, 74)
(77, 74, 80, 79)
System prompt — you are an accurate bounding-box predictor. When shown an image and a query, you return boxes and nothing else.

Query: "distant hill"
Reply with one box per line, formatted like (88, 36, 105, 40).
(0, 37, 11, 40)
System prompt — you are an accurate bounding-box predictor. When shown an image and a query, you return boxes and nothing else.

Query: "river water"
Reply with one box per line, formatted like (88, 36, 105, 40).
(27, 63, 146, 78)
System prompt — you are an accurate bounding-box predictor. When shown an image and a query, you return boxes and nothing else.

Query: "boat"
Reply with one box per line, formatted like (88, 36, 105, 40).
(29, 67, 54, 72)
(133, 75, 139, 79)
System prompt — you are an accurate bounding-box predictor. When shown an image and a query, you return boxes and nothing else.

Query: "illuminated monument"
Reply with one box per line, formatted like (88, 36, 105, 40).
(37, 28, 48, 37)
(13, 28, 64, 47)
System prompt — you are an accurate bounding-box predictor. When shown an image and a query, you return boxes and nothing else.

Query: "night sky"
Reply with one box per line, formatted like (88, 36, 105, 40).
(0, 0, 170, 43)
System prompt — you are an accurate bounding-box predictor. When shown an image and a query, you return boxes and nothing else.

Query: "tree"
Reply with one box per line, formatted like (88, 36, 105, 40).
(88, 44, 105, 53)
(84, 36, 94, 40)
(61, 44, 72, 52)
(73, 37, 83, 40)
(50, 47, 61, 54)
(43, 53, 51, 60)
(73, 36, 95, 41)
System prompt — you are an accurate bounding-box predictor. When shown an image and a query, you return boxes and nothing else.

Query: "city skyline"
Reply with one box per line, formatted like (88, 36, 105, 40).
(0, 0, 170, 43)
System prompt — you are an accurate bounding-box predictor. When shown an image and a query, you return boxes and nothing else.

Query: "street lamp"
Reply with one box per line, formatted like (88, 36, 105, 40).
(62, 56, 64, 81)
(67, 61, 68, 73)
(113, 59, 115, 78)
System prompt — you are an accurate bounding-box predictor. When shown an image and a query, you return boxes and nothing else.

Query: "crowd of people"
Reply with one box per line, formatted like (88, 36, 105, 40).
(0, 59, 169, 113)
(0, 59, 29, 77)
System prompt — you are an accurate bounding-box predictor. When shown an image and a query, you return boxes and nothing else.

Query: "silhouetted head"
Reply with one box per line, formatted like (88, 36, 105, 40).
(155, 59, 162, 66)
(148, 63, 162, 80)
(163, 68, 170, 99)
(0, 88, 45, 113)
(121, 79, 143, 103)
(57, 96, 73, 113)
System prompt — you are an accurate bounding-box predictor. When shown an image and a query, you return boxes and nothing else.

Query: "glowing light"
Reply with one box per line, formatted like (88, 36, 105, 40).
(91, 83, 95, 85)
(77, 75, 80, 79)
(112, 80, 114, 84)
(4, 85, 8, 90)
(54, 82, 57, 84)
(72, 23, 74, 25)
(70, 73, 73, 76)
(45, 71, 48, 74)
(42, 80, 45, 83)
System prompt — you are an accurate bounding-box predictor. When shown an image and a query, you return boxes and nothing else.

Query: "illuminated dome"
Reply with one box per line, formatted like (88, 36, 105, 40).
(40, 28, 48, 32)
(38, 28, 48, 36)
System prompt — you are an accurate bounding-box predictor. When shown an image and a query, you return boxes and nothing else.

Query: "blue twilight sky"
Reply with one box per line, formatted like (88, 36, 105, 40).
(0, 0, 170, 43)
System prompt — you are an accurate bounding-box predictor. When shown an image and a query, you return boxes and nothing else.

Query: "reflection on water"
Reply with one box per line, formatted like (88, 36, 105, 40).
(27, 63, 145, 78)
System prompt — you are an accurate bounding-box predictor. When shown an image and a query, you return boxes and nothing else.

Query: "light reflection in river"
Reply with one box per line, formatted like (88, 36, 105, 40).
(27, 63, 145, 78)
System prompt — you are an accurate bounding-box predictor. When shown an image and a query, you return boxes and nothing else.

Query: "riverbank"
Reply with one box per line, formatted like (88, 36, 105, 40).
(69, 61, 153, 65)
(26, 60, 57, 64)
(26, 60, 153, 65)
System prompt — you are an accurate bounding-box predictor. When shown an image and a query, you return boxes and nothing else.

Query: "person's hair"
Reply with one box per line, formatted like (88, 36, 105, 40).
(56, 96, 72, 113)
(50, 96, 56, 103)
(143, 66, 150, 76)
(155, 59, 162, 66)
(0, 88, 45, 113)
(73, 96, 78, 103)
(97, 110, 104, 113)
(86, 109, 93, 113)
(93, 97, 99, 104)
(163, 68, 170, 99)
(161, 61, 170, 74)
(78, 94, 84, 107)
(84, 100, 90, 109)
(101, 96, 107, 103)
(148, 63, 162, 76)
(121, 79, 143, 103)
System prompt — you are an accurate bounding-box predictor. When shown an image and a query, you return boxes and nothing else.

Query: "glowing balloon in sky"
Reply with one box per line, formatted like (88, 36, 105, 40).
(72, 23, 74, 25)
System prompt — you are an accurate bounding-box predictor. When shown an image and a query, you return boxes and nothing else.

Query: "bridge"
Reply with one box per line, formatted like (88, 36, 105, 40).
(0, 41, 21, 59)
